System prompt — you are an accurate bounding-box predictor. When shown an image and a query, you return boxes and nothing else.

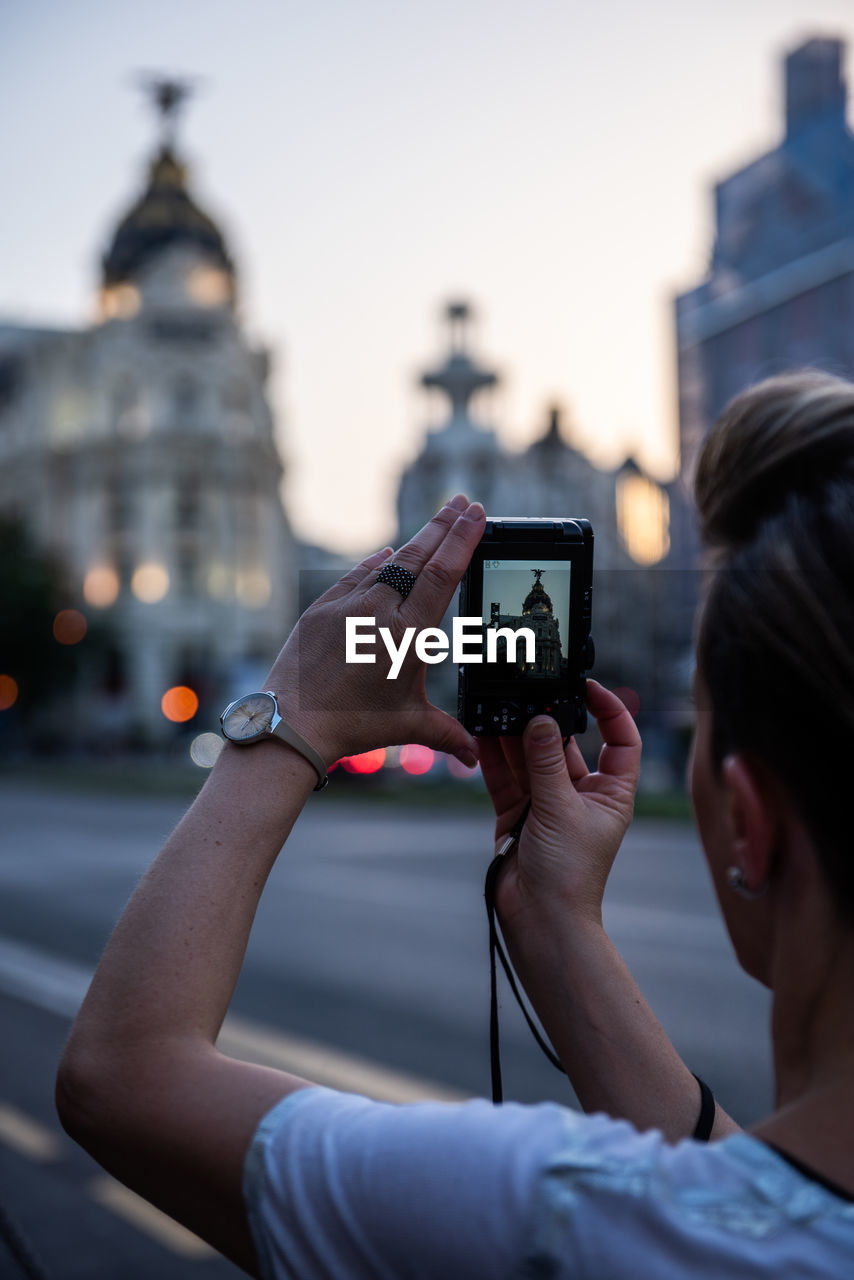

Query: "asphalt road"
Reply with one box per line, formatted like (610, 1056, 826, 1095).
(0, 778, 773, 1277)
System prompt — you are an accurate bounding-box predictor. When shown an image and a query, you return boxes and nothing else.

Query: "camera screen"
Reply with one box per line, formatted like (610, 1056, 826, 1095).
(481, 558, 571, 679)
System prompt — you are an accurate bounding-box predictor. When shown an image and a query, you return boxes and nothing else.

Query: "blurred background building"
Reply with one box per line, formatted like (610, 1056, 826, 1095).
(398, 302, 655, 568)
(674, 35, 854, 554)
(0, 82, 296, 746)
(660, 34, 854, 750)
(2, 34, 852, 776)
(397, 300, 673, 769)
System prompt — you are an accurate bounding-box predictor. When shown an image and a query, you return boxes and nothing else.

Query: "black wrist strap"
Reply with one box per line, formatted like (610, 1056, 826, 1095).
(691, 1073, 716, 1141)
(484, 801, 718, 1144)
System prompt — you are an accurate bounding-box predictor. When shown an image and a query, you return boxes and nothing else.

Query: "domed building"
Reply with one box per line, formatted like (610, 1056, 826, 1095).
(489, 568, 565, 679)
(0, 81, 296, 746)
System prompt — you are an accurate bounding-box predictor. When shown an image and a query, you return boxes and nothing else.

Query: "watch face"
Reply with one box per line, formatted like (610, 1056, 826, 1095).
(221, 692, 276, 742)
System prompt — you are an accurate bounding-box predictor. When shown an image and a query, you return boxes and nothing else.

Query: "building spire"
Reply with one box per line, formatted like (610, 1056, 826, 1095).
(420, 300, 498, 427)
(137, 74, 197, 151)
(101, 74, 233, 294)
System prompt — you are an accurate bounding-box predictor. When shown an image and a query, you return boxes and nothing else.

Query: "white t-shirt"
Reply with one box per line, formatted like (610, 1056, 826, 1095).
(242, 1087, 854, 1279)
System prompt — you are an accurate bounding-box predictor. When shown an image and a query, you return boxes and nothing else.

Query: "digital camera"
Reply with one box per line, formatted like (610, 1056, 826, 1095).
(457, 517, 594, 737)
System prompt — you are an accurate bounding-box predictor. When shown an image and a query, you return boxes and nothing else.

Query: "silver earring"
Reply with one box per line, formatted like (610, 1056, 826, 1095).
(725, 866, 767, 899)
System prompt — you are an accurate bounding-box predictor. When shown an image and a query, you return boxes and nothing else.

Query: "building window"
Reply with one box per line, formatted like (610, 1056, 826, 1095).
(176, 550, 199, 598)
(175, 483, 200, 531)
(173, 374, 200, 421)
(106, 480, 131, 535)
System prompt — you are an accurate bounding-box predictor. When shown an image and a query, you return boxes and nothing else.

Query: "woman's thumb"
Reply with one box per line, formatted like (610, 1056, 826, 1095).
(522, 716, 572, 814)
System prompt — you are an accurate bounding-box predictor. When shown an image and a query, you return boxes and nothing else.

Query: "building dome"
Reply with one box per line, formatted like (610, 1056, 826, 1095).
(102, 145, 234, 288)
(523, 571, 553, 615)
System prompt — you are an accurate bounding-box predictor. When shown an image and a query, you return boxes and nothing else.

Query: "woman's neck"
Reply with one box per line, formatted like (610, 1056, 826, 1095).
(751, 894, 854, 1190)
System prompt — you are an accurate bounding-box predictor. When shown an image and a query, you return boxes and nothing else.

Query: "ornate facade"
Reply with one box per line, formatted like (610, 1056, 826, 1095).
(0, 86, 295, 745)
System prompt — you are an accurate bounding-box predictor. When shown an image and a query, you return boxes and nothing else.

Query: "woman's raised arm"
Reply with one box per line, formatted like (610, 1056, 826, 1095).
(55, 496, 486, 1273)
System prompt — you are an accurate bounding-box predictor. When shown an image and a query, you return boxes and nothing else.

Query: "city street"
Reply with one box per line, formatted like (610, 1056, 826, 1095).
(0, 777, 773, 1277)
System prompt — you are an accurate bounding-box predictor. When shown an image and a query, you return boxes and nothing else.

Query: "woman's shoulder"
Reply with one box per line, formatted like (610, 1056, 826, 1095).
(531, 1113, 854, 1278)
(540, 1105, 854, 1217)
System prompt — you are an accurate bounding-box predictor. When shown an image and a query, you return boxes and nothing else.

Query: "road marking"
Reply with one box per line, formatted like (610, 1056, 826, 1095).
(219, 1016, 465, 1102)
(0, 935, 91, 1018)
(0, 934, 465, 1103)
(0, 1103, 62, 1161)
(88, 1177, 216, 1258)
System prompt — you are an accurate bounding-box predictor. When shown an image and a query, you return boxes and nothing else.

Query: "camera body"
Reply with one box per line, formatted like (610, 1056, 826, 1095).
(457, 517, 594, 737)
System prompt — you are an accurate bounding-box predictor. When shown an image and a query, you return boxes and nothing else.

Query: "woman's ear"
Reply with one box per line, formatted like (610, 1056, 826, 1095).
(720, 754, 778, 894)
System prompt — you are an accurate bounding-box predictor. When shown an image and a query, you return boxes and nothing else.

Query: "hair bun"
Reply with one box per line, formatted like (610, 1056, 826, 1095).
(695, 372, 854, 550)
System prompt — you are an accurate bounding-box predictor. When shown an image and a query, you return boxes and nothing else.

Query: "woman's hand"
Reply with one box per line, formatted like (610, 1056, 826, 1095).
(479, 681, 641, 931)
(264, 494, 486, 767)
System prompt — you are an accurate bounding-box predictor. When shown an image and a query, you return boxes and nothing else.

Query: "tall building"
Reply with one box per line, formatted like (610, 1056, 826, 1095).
(0, 82, 296, 745)
(675, 36, 854, 492)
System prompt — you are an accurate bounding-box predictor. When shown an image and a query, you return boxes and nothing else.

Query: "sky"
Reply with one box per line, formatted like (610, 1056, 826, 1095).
(3, 0, 854, 554)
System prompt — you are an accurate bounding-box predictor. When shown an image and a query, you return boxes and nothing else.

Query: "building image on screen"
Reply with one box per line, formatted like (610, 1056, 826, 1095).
(482, 560, 571, 679)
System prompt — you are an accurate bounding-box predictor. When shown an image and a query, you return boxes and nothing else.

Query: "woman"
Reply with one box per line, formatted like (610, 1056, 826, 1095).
(57, 372, 854, 1276)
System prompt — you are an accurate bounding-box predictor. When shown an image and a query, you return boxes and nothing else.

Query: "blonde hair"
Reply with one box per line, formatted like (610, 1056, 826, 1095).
(695, 371, 854, 906)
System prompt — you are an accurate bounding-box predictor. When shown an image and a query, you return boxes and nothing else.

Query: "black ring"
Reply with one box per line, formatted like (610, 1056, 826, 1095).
(375, 561, 417, 599)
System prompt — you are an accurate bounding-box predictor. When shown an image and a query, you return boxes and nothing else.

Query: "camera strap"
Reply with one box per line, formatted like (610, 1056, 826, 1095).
(484, 802, 565, 1105)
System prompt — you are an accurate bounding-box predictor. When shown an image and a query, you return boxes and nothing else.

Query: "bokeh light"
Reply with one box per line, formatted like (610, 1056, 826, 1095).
(53, 609, 87, 645)
(340, 749, 385, 774)
(83, 565, 120, 607)
(190, 732, 225, 767)
(617, 472, 671, 565)
(400, 744, 434, 775)
(206, 562, 232, 600)
(0, 675, 19, 711)
(237, 568, 271, 608)
(161, 685, 199, 723)
(131, 562, 170, 603)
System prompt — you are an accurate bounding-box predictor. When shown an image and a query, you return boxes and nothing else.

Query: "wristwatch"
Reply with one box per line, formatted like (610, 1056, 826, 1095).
(219, 691, 329, 790)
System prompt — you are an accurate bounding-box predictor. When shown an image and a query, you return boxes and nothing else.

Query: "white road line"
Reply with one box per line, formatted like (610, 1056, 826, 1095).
(0, 935, 91, 1018)
(0, 1103, 62, 1161)
(0, 934, 464, 1103)
(88, 1177, 216, 1258)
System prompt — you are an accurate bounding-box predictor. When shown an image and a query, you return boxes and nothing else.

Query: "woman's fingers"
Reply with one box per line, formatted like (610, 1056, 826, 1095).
(585, 679, 642, 788)
(315, 546, 394, 604)
(361, 495, 470, 600)
(306, 493, 477, 615)
(399, 501, 486, 624)
(479, 737, 525, 813)
(565, 737, 589, 784)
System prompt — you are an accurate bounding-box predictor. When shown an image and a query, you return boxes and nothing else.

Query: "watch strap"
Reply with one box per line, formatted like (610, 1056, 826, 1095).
(269, 714, 329, 791)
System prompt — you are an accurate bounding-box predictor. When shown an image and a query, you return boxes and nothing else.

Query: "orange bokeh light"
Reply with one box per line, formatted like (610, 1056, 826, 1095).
(340, 749, 385, 775)
(83, 565, 120, 608)
(53, 609, 87, 645)
(161, 686, 199, 723)
(0, 675, 18, 711)
(400, 744, 434, 776)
